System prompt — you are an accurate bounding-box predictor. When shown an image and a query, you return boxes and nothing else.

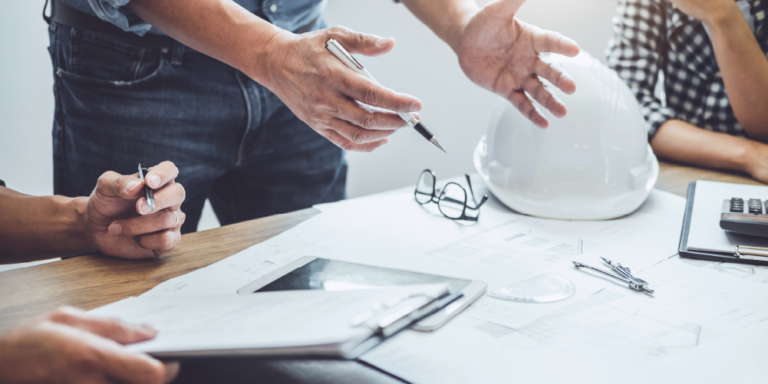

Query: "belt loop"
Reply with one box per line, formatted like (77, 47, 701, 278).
(171, 41, 185, 66)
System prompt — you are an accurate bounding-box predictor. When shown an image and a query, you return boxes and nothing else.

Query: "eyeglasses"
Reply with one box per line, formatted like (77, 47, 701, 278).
(414, 169, 489, 221)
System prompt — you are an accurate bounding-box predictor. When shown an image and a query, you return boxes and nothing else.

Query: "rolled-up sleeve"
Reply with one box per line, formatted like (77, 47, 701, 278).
(87, 0, 152, 35)
(606, 0, 675, 139)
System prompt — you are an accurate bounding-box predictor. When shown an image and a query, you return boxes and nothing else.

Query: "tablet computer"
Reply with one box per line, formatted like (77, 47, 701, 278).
(237, 256, 486, 332)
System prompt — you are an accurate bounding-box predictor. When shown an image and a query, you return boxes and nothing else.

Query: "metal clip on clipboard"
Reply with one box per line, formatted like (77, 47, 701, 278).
(350, 288, 462, 338)
(736, 246, 768, 261)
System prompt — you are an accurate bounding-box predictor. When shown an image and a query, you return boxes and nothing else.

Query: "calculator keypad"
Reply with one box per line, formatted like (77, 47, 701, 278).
(730, 198, 744, 213)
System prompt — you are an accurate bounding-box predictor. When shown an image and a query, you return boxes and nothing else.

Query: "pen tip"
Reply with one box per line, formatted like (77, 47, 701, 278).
(431, 138, 447, 153)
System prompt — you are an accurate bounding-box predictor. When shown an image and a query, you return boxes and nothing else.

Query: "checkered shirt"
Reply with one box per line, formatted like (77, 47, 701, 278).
(606, 0, 768, 139)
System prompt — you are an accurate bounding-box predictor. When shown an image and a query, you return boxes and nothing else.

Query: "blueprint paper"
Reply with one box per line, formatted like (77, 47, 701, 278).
(143, 188, 684, 330)
(361, 256, 768, 383)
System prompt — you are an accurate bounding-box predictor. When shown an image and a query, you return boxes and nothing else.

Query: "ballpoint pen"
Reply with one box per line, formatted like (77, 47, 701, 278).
(325, 39, 446, 153)
(138, 163, 155, 211)
(573, 257, 654, 295)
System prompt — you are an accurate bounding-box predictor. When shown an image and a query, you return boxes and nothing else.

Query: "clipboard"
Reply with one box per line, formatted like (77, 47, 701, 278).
(90, 285, 462, 360)
(679, 182, 768, 266)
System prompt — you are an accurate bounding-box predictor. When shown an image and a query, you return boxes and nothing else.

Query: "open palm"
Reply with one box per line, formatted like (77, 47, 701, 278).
(456, 0, 580, 127)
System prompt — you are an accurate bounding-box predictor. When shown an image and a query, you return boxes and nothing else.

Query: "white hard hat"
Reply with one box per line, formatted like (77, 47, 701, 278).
(474, 52, 658, 220)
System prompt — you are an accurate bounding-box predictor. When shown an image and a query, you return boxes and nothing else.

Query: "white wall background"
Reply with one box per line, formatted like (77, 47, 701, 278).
(0, 0, 615, 232)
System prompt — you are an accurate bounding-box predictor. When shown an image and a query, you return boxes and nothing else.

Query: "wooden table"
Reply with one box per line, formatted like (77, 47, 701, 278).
(0, 161, 763, 383)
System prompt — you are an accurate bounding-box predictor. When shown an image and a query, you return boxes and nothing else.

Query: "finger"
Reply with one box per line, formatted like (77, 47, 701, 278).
(485, 0, 527, 18)
(532, 28, 580, 57)
(327, 26, 395, 57)
(323, 130, 389, 152)
(335, 99, 411, 131)
(95, 171, 144, 200)
(48, 306, 157, 344)
(136, 182, 186, 215)
(96, 344, 171, 384)
(508, 91, 549, 128)
(162, 361, 180, 384)
(523, 76, 567, 118)
(138, 230, 182, 257)
(534, 60, 576, 95)
(335, 70, 422, 112)
(144, 161, 179, 189)
(111, 209, 186, 237)
(328, 118, 398, 144)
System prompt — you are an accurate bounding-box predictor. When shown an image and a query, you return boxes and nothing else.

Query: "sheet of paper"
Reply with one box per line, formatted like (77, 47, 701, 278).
(630, 320, 768, 384)
(92, 285, 446, 355)
(687, 180, 768, 253)
(143, 188, 684, 330)
(361, 255, 768, 383)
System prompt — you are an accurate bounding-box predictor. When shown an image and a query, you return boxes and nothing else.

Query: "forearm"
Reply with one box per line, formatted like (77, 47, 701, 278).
(399, 0, 478, 51)
(0, 188, 92, 263)
(126, 0, 287, 84)
(705, 4, 768, 139)
(651, 119, 754, 173)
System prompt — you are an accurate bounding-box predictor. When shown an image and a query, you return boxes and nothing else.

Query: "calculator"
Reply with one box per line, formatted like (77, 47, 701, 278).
(720, 198, 768, 238)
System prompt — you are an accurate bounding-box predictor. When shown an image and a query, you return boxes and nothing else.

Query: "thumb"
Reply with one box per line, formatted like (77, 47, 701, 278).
(49, 306, 157, 345)
(329, 26, 395, 57)
(94, 170, 145, 200)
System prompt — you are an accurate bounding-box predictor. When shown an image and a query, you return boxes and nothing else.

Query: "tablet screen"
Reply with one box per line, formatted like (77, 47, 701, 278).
(255, 258, 470, 294)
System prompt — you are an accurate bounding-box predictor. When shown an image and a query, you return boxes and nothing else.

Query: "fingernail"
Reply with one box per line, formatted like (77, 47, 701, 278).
(148, 174, 161, 189)
(139, 324, 157, 335)
(108, 222, 123, 236)
(164, 361, 181, 382)
(409, 103, 422, 112)
(125, 180, 140, 193)
(139, 200, 151, 214)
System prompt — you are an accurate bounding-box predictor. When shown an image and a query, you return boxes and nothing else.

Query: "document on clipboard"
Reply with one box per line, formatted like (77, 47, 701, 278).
(680, 180, 768, 265)
(89, 284, 456, 359)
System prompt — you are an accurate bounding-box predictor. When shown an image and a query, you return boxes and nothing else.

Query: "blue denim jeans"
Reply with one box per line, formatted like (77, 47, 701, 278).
(48, 21, 347, 234)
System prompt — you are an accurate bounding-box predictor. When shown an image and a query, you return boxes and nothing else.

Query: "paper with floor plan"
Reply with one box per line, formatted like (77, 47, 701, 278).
(143, 188, 684, 330)
(360, 255, 768, 383)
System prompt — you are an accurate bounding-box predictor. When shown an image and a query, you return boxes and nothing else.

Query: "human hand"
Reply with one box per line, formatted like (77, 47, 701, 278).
(453, 0, 580, 128)
(86, 161, 186, 259)
(255, 26, 424, 152)
(0, 306, 178, 384)
(745, 141, 768, 183)
(666, 0, 739, 25)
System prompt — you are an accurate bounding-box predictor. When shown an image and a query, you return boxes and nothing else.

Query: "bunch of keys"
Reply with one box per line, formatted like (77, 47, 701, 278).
(573, 257, 654, 295)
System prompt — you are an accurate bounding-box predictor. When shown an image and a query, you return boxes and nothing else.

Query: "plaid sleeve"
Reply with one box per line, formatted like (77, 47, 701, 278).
(606, 0, 676, 139)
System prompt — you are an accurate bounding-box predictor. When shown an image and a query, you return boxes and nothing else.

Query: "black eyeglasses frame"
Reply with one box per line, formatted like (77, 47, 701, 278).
(414, 169, 489, 222)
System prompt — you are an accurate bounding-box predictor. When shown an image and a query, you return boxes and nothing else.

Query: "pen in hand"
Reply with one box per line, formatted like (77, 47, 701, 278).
(325, 39, 446, 153)
(138, 163, 155, 212)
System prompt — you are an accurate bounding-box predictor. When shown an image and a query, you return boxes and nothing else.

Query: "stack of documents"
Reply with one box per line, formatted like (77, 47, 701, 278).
(92, 285, 448, 359)
(134, 182, 768, 383)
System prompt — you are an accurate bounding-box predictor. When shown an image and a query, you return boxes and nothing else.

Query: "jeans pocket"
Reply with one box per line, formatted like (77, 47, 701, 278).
(59, 26, 166, 87)
(56, 59, 167, 88)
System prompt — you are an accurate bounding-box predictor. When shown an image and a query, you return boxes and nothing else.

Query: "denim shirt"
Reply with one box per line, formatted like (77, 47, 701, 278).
(60, 0, 327, 36)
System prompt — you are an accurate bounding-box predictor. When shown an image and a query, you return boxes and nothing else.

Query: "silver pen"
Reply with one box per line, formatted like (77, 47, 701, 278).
(138, 163, 155, 211)
(325, 39, 446, 153)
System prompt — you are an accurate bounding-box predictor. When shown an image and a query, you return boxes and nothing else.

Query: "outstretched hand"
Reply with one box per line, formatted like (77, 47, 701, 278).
(257, 26, 423, 152)
(455, 0, 580, 127)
